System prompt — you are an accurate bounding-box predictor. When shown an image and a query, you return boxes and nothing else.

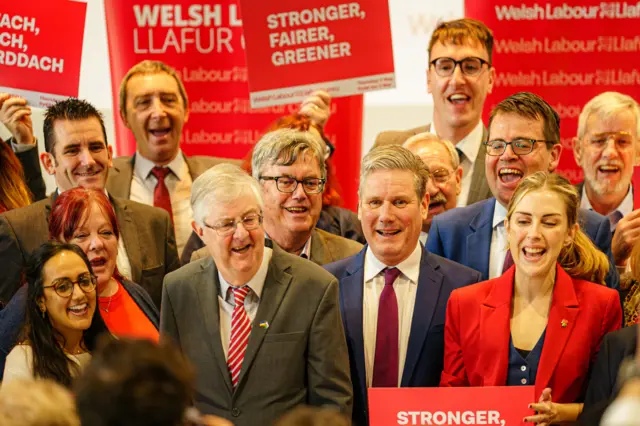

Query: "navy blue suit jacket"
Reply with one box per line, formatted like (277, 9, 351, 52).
(426, 198, 619, 289)
(325, 245, 482, 426)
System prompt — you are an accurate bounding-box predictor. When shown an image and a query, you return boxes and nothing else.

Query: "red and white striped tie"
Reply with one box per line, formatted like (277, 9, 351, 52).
(228, 286, 252, 389)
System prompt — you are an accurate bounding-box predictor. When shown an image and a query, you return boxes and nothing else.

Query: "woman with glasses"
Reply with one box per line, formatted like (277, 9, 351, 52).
(441, 172, 621, 425)
(0, 189, 159, 379)
(3, 241, 109, 385)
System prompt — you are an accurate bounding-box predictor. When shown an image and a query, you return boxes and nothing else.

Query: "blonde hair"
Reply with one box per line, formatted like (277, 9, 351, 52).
(0, 379, 80, 426)
(118, 60, 188, 121)
(506, 172, 609, 284)
(403, 132, 460, 169)
(577, 91, 640, 140)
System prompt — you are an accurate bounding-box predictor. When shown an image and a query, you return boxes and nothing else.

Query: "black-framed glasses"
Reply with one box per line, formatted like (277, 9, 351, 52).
(429, 56, 491, 77)
(484, 139, 554, 156)
(260, 176, 326, 194)
(430, 168, 455, 184)
(205, 213, 263, 237)
(43, 273, 97, 298)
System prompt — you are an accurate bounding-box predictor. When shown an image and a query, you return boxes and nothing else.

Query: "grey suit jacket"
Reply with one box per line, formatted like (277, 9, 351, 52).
(106, 153, 240, 199)
(0, 194, 180, 306)
(191, 229, 363, 266)
(375, 124, 492, 206)
(160, 244, 353, 425)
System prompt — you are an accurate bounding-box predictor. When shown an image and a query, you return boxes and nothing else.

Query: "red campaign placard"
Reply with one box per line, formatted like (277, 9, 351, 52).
(238, 0, 395, 108)
(104, 0, 364, 210)
(368, 386, 535, 426)
(466, 0, 640, 184)
(0, 0, 87, 108)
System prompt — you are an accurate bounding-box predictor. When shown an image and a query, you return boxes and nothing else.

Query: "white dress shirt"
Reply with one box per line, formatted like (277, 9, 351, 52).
(419, 231, 428, 246)
(580, 184, 634, 229)
(129, 151, 194, 256)
(363, 242, 422, 387)
(432, 120, 484, 207)
(218, 247, 273, 359)
(489, 201, 509, 279)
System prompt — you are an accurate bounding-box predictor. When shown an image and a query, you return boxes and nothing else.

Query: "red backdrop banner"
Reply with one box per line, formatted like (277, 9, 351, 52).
(238, 0, 395, 107)
(103, 0, 363, 210)
(465, 0, 640, 183)
(0, 0, 86, 107)
(368, 386, 535, 426)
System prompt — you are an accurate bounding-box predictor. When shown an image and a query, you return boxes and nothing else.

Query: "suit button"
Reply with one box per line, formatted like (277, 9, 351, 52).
(521, 378, 527, 385)
(232, 408, 241, 417)
(521, 366, 527, 372)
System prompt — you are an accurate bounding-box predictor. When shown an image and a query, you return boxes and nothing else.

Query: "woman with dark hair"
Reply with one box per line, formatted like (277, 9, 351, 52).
(0, 137, 32, 213)
(3, 241, 109, 385)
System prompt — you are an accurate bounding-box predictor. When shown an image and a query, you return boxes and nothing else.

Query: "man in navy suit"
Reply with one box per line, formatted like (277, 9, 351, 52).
(427, 92, 619, 289)
(325, 145, 482, 426)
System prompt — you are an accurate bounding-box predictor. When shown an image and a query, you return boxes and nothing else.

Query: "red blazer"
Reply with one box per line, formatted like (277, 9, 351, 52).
(441, 263, 621, 402)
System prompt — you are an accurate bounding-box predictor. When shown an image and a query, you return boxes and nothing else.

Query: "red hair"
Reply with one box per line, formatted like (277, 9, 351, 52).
(241, 114, 342, 206)
(0, 139, 32, 213)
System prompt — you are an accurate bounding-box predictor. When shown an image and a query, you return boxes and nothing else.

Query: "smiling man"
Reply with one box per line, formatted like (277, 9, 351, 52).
(325, 145, 481, 426)
(375, 18, 495, 207)
(427, 92, 619, 289)
(403, 132, 462, 243)
(161, 163, 352, 425)
(573, 92, 640, 268)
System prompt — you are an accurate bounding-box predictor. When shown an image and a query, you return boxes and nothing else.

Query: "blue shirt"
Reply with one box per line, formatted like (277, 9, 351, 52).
(507, 329, 546, 386)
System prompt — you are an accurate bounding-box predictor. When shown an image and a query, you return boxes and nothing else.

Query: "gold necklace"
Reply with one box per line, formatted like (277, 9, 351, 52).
(100, 295, 113, 313)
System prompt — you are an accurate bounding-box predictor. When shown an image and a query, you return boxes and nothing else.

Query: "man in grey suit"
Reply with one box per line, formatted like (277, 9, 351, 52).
(0, 98, 180, 306)
(190, 128, 363, 265)
(375, 18, 496, 207)
(160, 164, 352, 426)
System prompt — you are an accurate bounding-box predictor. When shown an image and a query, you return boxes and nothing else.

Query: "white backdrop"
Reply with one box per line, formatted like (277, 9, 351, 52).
(0, 0, 463, 194)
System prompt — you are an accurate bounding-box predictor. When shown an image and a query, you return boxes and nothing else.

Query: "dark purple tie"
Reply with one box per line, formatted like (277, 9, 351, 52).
(372, 267, 402, 387)
(502, 249, 514, 274)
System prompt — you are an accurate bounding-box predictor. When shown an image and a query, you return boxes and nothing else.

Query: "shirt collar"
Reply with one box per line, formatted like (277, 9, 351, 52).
(492, 199, 508, 229)
(580, 184, 634, 217)
(134, 150, 189, 181)
(431, 120, 484, 164)
(218, 246, 273, 302)
(364, 241, 422, 283)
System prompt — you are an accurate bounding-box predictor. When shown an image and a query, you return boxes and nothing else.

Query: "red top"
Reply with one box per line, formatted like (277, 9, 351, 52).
(99, 280, 159, 343)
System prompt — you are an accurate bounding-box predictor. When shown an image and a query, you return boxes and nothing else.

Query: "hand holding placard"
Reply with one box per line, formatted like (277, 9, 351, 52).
(0, 94, 34, 145)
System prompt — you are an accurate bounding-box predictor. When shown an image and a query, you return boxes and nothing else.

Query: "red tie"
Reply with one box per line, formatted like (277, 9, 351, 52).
(372, 267, 401, 387)
(150, 167, 173, 223)
(502, 249, 514, 274)
(228, 286, 252, 389)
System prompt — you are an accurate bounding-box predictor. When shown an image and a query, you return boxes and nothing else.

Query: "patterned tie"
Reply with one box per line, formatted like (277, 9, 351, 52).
(150, 167, 173, 223)
(502, 249, 514, 274)
(372, 267, 402, 387)
(228, 286, 252, 389)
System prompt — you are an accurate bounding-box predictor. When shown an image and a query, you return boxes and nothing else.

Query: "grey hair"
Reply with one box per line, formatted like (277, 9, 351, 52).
(191, 163, 263, 228)
(403, 132, 460, 169)
(359, 145, 431, 201)
(251, 128, 327, 179)
(577, 91, 640, 139)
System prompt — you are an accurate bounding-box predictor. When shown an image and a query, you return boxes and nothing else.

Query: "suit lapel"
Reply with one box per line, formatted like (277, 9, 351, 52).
(466, 126, 491, 206)
(185, 155, 206, 181)
(401, 250, 443, 386)
(111, 197, 142, 284)
(235, 246, 293, 392)
(107, 156, 135, 199)
(536, 265, 579, 391)
(479, 267, 514, 386)
(466, 199, 495, 280)
(310, 229, 329, 265)
(341, 250, 367, 399)
(194, 258, 234, 394)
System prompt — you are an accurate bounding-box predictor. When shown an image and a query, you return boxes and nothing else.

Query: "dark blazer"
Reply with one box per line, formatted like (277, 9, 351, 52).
(325, 245, 482, 426)
(106, 153, 240, 199)
(0, 278, 159, 380)
(6, 139, 46, 201)
(0, 194, 180, 306)
(426, 197, 620, 289)
(579, 325, 638, 426)
(374, 124, 492, 206)
(160, 244, 353, 426)
(441, 264, 622, 402)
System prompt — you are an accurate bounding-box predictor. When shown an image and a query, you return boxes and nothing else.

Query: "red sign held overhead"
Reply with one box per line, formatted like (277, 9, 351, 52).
(368, 386, 534, 426)
(0, 0, 87, 107)
(238, 0, 395, 108)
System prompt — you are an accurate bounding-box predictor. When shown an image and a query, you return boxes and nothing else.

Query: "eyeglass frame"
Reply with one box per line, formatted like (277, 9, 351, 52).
(259, 175, 326, 194)
(429, 168, 457, 185)
(204, 213, 264, 237)
(429, 56, 491, 77)
(43, 273, 98, 298)
(484, 139, 556, 156)
(584, 131, 635, 152)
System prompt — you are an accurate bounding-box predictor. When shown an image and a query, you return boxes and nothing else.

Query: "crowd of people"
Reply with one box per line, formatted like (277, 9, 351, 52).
(0, 16, 639, 426)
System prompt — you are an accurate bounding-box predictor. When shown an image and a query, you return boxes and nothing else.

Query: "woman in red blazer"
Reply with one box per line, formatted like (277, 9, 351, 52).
(441, 172, 621, 425)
